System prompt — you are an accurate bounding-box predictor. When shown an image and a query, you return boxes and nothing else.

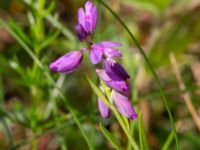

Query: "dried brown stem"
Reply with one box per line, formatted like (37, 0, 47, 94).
(170, 53, 200, 131)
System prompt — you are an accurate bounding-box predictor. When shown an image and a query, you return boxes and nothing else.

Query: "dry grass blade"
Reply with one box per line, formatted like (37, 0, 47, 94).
(170, 53, 200, 131)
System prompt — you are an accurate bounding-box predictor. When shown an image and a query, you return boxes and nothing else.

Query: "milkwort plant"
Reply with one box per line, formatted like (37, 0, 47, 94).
(0, 0, 148, 149)
(48, 1, 140, 149)
(49, 1, 138, 121)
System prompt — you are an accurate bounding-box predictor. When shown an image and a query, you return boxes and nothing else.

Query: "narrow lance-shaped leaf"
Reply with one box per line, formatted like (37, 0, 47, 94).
(100, 123, 122, 150)
(86, 77, 111, 108)
(138, 111, 149, 150)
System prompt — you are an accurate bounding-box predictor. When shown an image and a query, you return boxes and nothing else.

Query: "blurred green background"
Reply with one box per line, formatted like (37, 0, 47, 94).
(0, 0, 200, 149)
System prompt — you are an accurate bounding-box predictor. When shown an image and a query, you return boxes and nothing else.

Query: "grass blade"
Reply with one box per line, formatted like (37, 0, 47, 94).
(162, 131, 174, 150)
(100, 123, 122, 150)
(138, 112, 149, 150)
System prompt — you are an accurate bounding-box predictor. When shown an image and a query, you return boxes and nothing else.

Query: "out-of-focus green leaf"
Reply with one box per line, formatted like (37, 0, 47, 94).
(149, 13, 200, 68)
(125, 0, 172, 15)
(0, 75, 4, 106)
(162, 131, 174, 150)
(7, 19, 31, 46)
(100, 123, 122, 150)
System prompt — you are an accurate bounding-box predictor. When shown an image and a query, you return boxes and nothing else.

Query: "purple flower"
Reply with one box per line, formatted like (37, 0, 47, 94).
(96, 69, 129, 93)
(90, 41, 122, 64)
(98, 97, 110, 118)
(76, 1, 98, 40)
(49, 51, 83, 73)
(111, 90, 137, 120)
(104, 58, 130, 81)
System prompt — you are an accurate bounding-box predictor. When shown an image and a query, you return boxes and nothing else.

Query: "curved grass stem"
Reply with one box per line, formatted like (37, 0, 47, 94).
(97, 0, 180, 149)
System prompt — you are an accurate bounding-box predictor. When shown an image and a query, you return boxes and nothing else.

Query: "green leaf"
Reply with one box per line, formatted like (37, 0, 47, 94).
(86, 77, 110, 107)
(7, 19, 31, 46)
(0, 74, 4, 107)
(138, 112, 149, 150)
(161, 131, 174, 150)
(100, 124, 122, 150)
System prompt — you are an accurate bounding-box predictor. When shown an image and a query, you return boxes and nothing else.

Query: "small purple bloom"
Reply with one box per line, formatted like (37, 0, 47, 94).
(76, 1, 98, 40)
(98, 97, 110, 119)
(104, 58, 130, 81)
(90, 45, 104, 64)
(49, 51, 83, 73)
(111, 90, 137, 120)
(90, 41, 122, 64)
(96, 69, 129, 93)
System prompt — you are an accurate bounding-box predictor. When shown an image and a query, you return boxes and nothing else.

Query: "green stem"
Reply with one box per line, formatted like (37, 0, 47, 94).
(98, 0, 179, 149)
(111, 107, 139, 150)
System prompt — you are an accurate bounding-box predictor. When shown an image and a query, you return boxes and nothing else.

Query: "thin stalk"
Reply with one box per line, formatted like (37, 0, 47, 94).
(98, 1, 179, 149)
(3, 21, 94, 150)
(111, 106, 139, 150)
(170, 53, 200, 131)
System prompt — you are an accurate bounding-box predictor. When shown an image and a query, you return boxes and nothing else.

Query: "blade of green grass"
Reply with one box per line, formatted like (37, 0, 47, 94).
(138, 112, 149, 150)
(100, 123, 122, 150)
(97, 1, 179, 149)
(162, 131, 174, 150)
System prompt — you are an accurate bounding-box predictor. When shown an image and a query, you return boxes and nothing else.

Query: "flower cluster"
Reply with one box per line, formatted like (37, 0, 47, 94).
(49, 1, 137, 120)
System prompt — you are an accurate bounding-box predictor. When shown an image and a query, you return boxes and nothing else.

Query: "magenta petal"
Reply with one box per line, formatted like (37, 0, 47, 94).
(104, 58, 130, 81)
(98, 98, 110, 119)
(103, 47, 122, 58)
(76, 24, 87, 41)
(90, 47, 103, 64)
(112, 91, 137, 120)
(85, 1, 93, 15)
(91, 6, 98, 31)
(49, 51, 83, 73)
(96, 69, 112, 82)
(96, 69, 129, 93)
(107, 80, 129, 93)
(97, 41, 122, 47)
(78, 8, 86, 29)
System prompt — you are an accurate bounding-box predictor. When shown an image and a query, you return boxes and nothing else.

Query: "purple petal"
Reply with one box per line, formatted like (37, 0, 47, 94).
(85, 1, 93, 15)
(112, 90, 137, 120)
(76, 24, 87, 41)
(91, 6, 98, 32)
(82, 1, 97, 33)
(104, 58, 130, 81)
(96, 69, 129, 93)
(96, 69, 112, 82)
(78, 8, 86, 29)
(103, 47, 122, 58)
(98, 98, 110, 119)
(107, 80, 129, 93)
(49, 51, 83, 73)
(90, 46, 103, 64)
(97, 41, 122, 47)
